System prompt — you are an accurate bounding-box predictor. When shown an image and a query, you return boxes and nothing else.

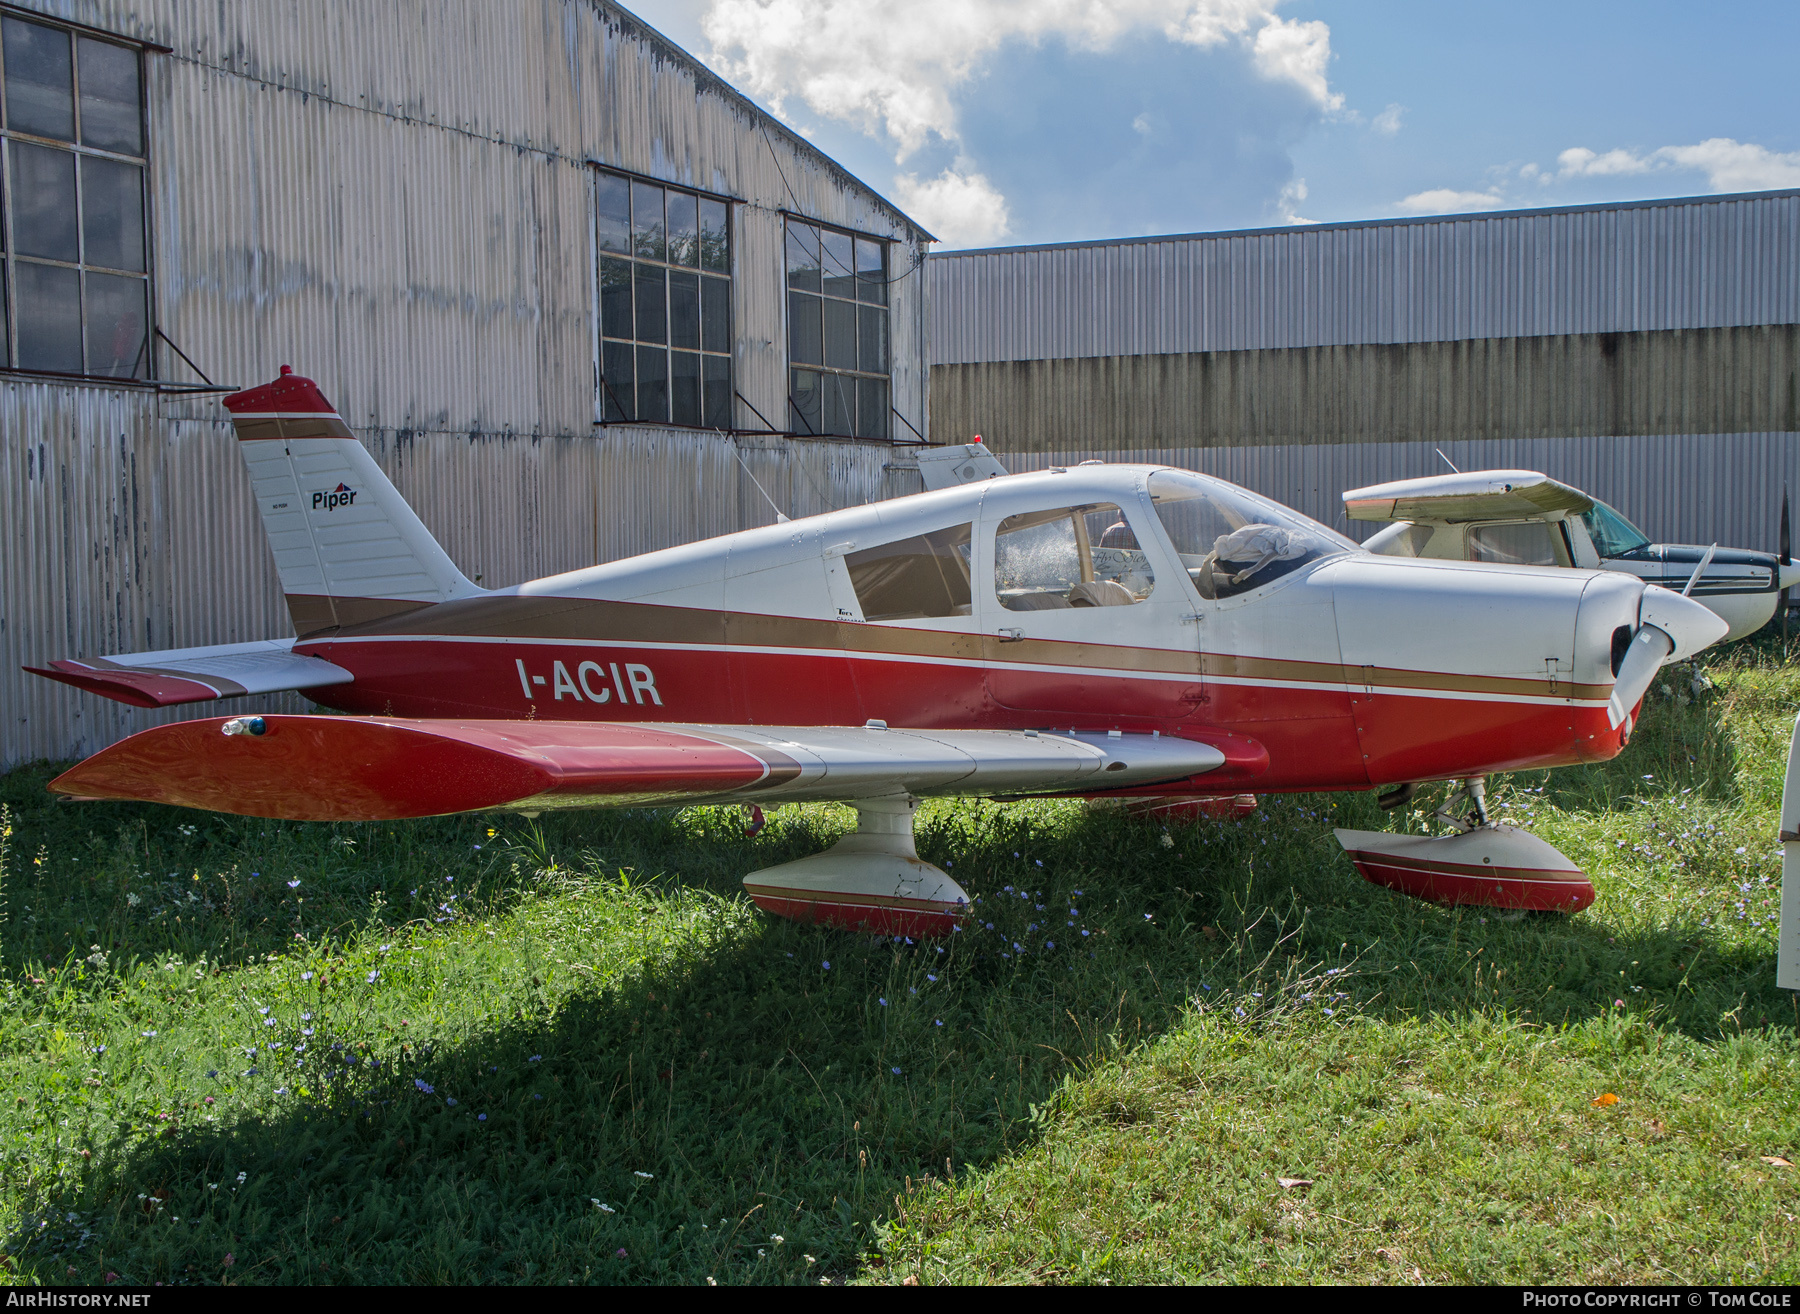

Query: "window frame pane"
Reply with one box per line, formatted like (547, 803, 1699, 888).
(3, 17, 75, 142)
(75, 37, 141, 155)
(784, 218, 891, 440)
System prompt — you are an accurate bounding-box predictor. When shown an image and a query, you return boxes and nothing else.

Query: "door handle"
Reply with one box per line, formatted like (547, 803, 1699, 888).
(997, 628, 1024, 642)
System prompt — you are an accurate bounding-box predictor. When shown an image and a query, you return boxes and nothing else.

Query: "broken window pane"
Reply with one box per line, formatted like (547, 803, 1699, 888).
(11, 142, 78, 260)
(83, 270, 147, 377)
(15, 260, 80, 372)
(3, 18, 74, 142)
(80, 155, 143, 270)
(76, 38, 140, 155)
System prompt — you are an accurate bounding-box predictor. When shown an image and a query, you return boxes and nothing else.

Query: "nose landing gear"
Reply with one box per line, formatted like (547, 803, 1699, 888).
(1335, 777, 1596, 913)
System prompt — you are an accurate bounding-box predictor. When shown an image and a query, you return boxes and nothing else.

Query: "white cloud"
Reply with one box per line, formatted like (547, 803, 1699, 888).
(1395, 188, 1505, 215)
(699, 0, 1344, 234)
(1557, 146, 1651, 177)
(1250, 17, 1343, 114)
(891, 168, 1013, 246)
(1371, 103, 1404, 136)
(1558, 137, 1800, 191)
(1132, 112, 1155, 136)
(1275, 177, 1314, 224)
(702, 0, 1343, 158)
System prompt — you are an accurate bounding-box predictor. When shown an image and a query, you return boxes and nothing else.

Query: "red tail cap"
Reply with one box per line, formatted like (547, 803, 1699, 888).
(223, 366, 339, 415)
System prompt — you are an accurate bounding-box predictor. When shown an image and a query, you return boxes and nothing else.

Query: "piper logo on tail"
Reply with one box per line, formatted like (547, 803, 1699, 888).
(312, 483, 357, 512)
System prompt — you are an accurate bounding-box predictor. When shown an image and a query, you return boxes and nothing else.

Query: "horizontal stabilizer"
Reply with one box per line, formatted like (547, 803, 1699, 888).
(1344, 470, 1592, 523)
(49, 717, 1226, 821)
(25, 639, 353, 709)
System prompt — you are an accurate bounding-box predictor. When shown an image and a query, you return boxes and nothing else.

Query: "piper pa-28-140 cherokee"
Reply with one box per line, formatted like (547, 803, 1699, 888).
(29, 369, 1729, 932)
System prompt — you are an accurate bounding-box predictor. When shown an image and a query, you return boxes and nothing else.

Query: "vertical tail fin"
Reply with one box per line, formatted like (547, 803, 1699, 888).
(223, 367, 481, 638)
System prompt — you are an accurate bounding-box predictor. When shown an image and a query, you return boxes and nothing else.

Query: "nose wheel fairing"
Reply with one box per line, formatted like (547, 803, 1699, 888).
(1334, 821, 1595, 913)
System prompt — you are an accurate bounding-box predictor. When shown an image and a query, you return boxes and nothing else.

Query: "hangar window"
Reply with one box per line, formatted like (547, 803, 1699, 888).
(847, 523, 972, 621)
(994, 503, 1155, 611)
(786, 219, 889, 440)
(595, 169, 732, 429)
(1, 14, 150, 379)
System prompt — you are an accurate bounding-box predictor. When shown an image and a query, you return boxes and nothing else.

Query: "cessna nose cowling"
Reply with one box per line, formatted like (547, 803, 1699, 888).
(1605, 584, 1729, 728)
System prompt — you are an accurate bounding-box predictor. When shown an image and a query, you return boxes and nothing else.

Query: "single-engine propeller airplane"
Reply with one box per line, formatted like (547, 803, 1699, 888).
(29, 370, 1731, 932)
(1343, 469, 1800, 644)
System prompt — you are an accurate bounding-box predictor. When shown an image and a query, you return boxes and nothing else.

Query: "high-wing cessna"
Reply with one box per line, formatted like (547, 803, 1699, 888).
(1344, 470, 1800, 644)
(29, 370, 1729, 932)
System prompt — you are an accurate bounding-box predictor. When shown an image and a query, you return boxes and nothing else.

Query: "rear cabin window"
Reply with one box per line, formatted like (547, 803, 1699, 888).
(846, 524, 972, 620)
(993, 503, 1155, 611)
(1467, 521, 1561, 566)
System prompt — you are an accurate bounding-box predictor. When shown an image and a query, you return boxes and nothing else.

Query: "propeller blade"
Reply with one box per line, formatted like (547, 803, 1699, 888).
(1608, 624, 1676, 728)
(1682, 543, 1718, 597)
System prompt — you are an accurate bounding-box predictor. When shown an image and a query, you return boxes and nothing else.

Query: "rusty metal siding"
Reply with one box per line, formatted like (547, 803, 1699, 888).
(930, 191, 1800, 365)
(1002, 433, 1800, 560)
(2, 0, 932, 767)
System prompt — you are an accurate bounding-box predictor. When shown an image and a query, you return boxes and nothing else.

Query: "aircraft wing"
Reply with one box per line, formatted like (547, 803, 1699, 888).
(1344, 470, 1593, 523)
(25, 639, 353, 709)
(47, 716, 1237, 821)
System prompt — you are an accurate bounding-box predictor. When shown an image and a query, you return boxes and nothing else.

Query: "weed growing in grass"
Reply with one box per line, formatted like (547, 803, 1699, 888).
(0, 639, 1797, 1284)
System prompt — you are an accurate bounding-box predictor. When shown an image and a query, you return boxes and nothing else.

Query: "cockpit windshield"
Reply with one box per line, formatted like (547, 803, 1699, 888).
(1147, 469, 1358, 599)
(1578, 500, 1651, 558)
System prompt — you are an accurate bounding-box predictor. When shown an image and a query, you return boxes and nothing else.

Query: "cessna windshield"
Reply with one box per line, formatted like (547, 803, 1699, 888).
(1148, 469, 1358, 599)
(1578, 500, 1652, 559)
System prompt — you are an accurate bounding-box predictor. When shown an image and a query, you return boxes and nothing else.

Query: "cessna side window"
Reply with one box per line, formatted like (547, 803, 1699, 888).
(1, 15, 150, 378)
(994, 503, 1155, 611)
(1148, 470, 1353, 600)
(786, 219, 888, 439)
(1467, 520, 1562, 566)
(846, 524, 972, 621)
(596, 170, 731, 429)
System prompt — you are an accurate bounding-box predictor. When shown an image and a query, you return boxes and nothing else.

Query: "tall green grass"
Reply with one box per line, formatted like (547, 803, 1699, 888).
(0, 640, 1795, 1284)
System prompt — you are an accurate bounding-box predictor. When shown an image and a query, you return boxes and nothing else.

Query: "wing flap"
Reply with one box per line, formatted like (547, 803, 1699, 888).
(25, 639, 353, 708)
(49, 716, 1227, 821)
(1344, 470, 1592, 523)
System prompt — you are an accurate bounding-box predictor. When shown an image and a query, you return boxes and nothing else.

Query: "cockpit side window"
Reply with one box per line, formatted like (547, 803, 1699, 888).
(1147, 470, 1354, 600)
(846, 523, 973, 621)
(1579, 500, 1652, 558)
(994, 502, 1156, 611)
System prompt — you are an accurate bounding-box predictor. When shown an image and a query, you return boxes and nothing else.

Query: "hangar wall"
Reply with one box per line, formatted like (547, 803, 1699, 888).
(929, 192, 1800, 555)
(2, 0, 930, 767)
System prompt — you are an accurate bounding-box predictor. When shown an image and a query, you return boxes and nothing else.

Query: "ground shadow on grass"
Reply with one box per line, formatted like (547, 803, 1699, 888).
(7, 765, 1793, 1284)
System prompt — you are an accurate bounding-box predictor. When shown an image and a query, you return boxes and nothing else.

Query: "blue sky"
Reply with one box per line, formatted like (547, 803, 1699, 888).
(629, 0, 1800, 248)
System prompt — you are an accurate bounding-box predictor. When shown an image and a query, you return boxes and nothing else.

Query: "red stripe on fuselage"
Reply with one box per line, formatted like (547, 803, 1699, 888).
(298, 631, 1623, 792)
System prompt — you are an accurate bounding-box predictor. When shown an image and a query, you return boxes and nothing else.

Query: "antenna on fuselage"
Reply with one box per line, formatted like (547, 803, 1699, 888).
(1435, 448, 1461, 474)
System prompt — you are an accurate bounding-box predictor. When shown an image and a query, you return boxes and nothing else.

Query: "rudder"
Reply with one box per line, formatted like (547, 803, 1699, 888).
(223, 367, 481, 638)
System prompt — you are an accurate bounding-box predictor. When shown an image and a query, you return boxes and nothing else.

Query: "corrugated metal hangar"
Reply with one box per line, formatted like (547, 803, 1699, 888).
(929, 190, 1800, 552)
(1, 0, 932, 767)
